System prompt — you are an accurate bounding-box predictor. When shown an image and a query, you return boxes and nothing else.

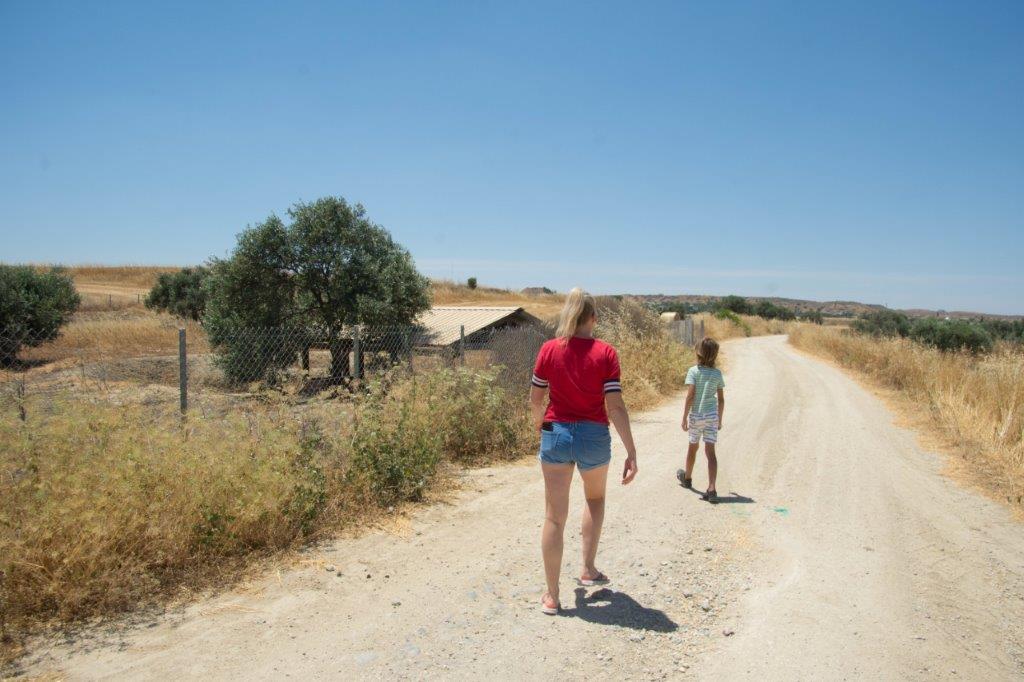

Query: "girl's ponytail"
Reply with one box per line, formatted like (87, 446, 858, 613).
(556, 287, 596, 342)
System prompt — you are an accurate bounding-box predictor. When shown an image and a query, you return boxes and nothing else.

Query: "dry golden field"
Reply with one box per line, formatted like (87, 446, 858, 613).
(790, 325, 1024, 511)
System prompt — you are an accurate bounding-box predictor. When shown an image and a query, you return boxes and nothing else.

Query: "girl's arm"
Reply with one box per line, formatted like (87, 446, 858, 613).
(681, 384, 695, 430)
(529, 386, 547, 430)
(717, 387, 725, 429)
(605, 392, 638, 485)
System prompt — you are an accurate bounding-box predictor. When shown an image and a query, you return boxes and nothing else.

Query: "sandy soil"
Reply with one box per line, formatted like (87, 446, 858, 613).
(15, 336, 1024, 680)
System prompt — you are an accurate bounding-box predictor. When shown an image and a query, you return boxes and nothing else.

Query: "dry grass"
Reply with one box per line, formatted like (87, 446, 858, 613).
(64, 265, 180, 291)
(694, 313, 795, 341)
(429, 279, 565, 319)
(789, 325, 1024, 511)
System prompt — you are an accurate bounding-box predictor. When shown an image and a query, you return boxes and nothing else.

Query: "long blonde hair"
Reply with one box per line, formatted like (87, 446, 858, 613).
(556, 287, 596, 341)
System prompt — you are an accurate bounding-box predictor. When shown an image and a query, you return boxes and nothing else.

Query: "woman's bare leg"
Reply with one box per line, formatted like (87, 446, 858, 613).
(541, 462, 574, 603)
(579, 463, 609, 578)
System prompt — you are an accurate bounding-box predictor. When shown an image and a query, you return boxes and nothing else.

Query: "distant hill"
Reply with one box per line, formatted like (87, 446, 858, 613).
(632, 294, 1022, 320)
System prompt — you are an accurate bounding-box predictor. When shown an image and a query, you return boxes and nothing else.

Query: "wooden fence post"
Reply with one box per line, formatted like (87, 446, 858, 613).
(459, 325, 466, 366)
(178, 328, 187, 414)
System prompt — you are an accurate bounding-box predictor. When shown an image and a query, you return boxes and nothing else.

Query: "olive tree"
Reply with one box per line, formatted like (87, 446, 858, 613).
(204, 197, 430, 382)
(144, 266, 209, 320)
(0, 265, 80, 365)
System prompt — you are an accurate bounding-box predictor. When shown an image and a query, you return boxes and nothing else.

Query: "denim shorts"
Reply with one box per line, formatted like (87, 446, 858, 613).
(539, 421, 612, 471)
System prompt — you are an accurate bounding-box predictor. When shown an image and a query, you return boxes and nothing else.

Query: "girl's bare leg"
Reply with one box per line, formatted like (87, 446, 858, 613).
(705, 442, 718, 491)
(684, 442, 700, 479)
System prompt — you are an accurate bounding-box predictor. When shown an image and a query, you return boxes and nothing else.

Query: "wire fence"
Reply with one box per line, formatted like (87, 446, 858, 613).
(0, 320, 553, 417)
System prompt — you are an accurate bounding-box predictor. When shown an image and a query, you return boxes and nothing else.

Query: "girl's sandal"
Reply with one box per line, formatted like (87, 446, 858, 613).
(577, 571, 611, 587)
(701, 489, 719, 504)
(541, 593, 560, 615)
(675, 469, 693, 489)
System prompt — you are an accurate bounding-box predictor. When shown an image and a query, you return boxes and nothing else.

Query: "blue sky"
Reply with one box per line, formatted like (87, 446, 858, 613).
(2, 1, 1022, 314)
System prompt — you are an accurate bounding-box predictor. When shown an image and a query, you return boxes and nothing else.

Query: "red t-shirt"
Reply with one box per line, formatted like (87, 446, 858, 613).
(532, 337, 621, 424)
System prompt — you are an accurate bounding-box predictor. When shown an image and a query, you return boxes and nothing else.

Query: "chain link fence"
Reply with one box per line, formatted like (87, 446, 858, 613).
(0, 318, 553, 417)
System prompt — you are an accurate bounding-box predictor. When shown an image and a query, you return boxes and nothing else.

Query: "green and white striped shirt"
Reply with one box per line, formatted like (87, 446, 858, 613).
(685, 365, 724, 413)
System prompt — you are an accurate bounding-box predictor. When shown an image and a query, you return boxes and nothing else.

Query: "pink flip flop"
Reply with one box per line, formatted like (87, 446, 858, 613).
(577, 571, 611, 587)
(541, 593, 560, 615)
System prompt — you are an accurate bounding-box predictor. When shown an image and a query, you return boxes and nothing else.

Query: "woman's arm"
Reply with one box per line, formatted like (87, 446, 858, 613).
(529, 386, 547, 430)
(717, 387, 725, 429)
(605, 392, 638, 484)
(681, 384, 695, 429)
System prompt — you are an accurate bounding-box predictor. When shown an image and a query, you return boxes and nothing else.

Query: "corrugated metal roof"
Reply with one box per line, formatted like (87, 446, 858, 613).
(416, 306, 542, 346)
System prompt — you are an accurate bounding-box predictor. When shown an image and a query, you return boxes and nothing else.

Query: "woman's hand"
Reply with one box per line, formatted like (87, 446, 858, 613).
(621, 453, 638, 485)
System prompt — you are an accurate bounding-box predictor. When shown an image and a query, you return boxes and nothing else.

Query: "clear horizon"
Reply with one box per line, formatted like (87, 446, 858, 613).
(2, 2, 1022, 315)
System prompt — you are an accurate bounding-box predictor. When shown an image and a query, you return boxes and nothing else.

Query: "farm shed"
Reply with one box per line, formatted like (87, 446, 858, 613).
(414, 306, 546, 348)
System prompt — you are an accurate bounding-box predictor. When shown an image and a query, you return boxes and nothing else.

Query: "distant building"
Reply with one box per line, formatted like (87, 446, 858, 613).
(415, 306, 546, 349)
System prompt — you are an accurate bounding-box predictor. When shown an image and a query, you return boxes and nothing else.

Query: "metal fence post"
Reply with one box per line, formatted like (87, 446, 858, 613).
(178, 328, 187, 414)
(459, 325, 466, 366)
(353, 326, 363, 379)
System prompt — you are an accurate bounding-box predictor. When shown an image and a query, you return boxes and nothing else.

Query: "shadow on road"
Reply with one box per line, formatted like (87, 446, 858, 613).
(562, 588, 677, 632)
(681, 487, 755, 505)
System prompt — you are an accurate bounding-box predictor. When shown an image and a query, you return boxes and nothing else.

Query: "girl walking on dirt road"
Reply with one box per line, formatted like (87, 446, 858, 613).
(529, 288, 639, 615)
(677, 337, 725, 503)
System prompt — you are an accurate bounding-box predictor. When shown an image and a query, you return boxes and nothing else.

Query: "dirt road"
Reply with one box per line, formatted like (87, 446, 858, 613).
(21, 336, 1024, 680)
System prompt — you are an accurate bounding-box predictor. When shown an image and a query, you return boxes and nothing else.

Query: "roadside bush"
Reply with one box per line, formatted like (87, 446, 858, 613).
(753, 299, 796, 321)
(801, 310, 825, 325)
(851, 310, 911, 338)
(467, 277, 477, 289)
(144, 266, 209, 321)
(0, 265, 80, 365)
(718, 295, 752, 315)
(713, 308, 752, 336)
(909, 318, 994, 354)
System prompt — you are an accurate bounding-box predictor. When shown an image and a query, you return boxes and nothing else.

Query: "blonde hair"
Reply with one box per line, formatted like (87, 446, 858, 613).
(556, 287, 596, 341)
(695, 337, 720, 368)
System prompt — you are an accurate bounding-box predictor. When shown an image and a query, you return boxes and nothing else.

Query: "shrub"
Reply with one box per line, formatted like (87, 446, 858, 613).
(909, 318, 994, 354)
(0, 265, 80, 365)
(713, 308, 752, 336)
(467, 277, 477, 289)
(851, 310, 911, 338)
(718, 295, 751, 315)
(801, 310, 825, 325)
(144, 266, 209, 321)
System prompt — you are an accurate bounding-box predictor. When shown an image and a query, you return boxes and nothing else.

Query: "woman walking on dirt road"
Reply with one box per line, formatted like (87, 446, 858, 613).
(529, 288, 639, 615)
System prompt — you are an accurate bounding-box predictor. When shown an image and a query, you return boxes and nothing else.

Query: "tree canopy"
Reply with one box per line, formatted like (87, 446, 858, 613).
(0, 265, 80, 365)
(203, 197, 431, 381)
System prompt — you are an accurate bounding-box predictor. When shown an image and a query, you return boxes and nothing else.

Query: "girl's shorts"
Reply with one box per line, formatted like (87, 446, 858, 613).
(539, 421, 612, 471)
(688, 411, 718, 444)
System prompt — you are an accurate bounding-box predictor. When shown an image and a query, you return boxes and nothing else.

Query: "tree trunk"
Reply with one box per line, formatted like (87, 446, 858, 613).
(329, 337, 352, 379)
